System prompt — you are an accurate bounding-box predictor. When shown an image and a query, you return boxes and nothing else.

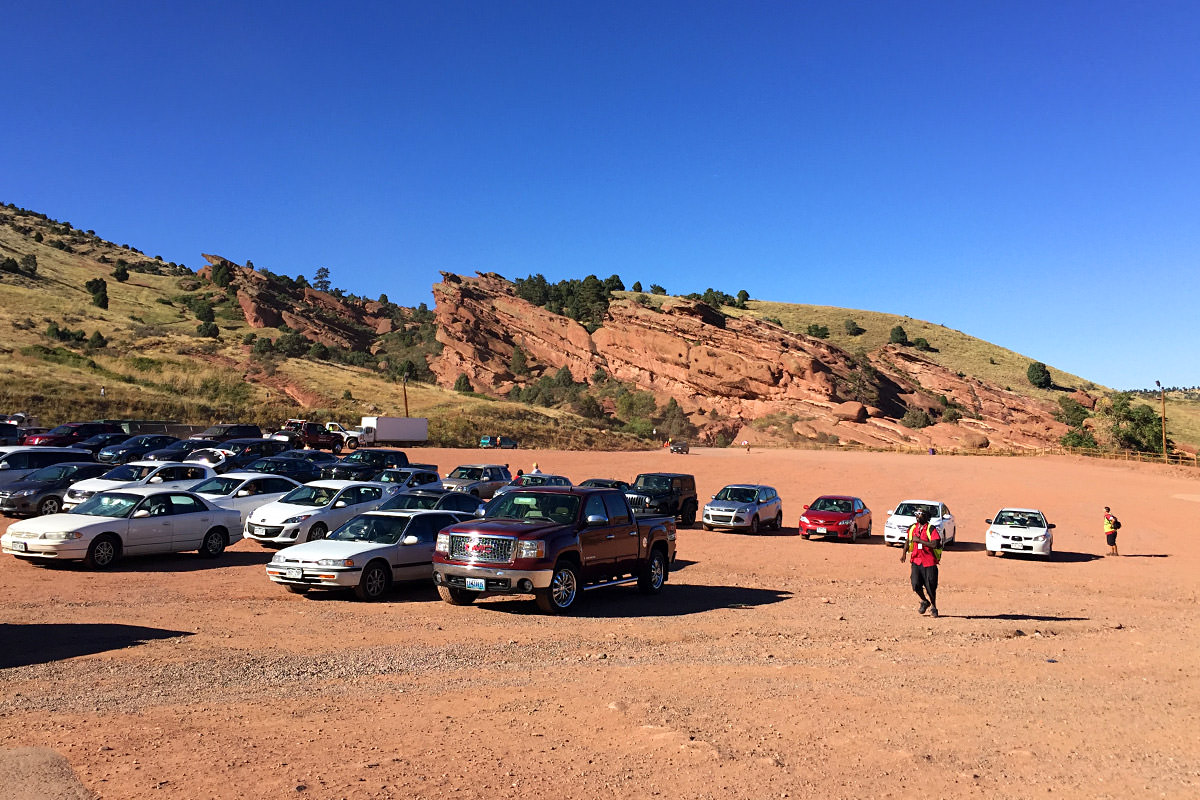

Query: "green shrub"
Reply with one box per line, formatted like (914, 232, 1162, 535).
(844, 319, 865, 336)
(19, 253, 37, 275)
(1027, 361, 1052, 388)
(889, 325, 909, 345)
(196, 322, 220, 338)
(510, 345, 530, 375)
(901, 408, 932, 428)
(942, 407, 961, 423)
(112, 263, 129, 282)
(649, 284, 666, 295)
(85, 278, 108, 309)
(805, 323, 829, 339)
(453, 374, 472, 392)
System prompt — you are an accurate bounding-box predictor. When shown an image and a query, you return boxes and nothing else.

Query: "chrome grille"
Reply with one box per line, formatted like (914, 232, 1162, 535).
(449, 534, 514, 564)
(626, 494, 649, 512)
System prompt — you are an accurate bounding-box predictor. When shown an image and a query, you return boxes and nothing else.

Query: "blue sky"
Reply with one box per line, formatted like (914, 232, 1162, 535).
(3, 1, 1197, 389)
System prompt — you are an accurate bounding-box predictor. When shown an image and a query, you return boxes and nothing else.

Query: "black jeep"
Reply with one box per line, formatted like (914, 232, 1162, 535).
(625, 472, 698, 527)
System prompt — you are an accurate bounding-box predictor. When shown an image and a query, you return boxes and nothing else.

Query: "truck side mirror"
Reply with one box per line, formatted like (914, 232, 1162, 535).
(586, 514, 609, 527)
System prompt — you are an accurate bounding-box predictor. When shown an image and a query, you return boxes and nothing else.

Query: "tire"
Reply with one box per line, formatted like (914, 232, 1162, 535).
(37, 496, 62, 516)
(355, 561, 391, 601)
(680, 502, 697, 528)
(306, 523, 328, 542)
(638, 548, 667, 594)
(986, 549, 996, 557)
(749, 516, 760, 534)
(437, 585, 479, 605)
(862, 520, 872, 538)
(198, 528, 226, 558)
(701, 523, 712, 531)
(535, 560, 580, 613)
(346, 438, 358, 450)
(470, 490, 480, 498)
(285, 585, 310, 594)
(84, 534, 120, 569)
(331, 442, 343, 455)
(801, 533, 810, 540)
(773, 511, 783, 530)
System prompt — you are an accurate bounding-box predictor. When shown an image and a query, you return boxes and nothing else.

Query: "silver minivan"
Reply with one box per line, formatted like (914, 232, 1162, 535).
(0, 447, 94, 489)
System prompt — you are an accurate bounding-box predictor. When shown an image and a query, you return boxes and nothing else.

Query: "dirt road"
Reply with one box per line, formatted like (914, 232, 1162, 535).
(1, 448, 1197, 799)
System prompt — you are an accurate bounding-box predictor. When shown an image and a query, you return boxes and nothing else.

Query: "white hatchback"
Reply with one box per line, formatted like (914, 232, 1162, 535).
(190, 472, 302, 525)
(244, 480, 392, 546)
(63, 461, 216, 511)
(883, 500, 957, 547)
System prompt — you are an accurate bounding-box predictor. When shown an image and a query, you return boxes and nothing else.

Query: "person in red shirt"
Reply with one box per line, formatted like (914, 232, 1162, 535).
(900, 507, 943, 617)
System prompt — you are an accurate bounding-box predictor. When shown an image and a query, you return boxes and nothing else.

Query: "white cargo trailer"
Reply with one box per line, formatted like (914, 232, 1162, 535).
(359, 416, 428, 446)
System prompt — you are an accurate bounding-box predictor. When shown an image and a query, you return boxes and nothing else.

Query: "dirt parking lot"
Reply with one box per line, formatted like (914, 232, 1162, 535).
(1, 447, 1198, 799)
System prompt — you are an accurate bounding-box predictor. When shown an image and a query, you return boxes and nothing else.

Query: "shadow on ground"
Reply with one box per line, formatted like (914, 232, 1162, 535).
(34, 549, 274, 574)
(945, 613, 1090, 622)
(477, 583, 792, 618)
(0, 623, 192, 669)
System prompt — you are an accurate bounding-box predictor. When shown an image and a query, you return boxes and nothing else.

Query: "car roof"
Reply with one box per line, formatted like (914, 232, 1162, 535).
(894, 499, 944, 506)
(720, 484, 772, 490)
(635, 472, 693, 479)
(126, 460, 195, 468)
(995, 507, 1044, 514)
(305, 480, 382, 489)
(814, 494, 859, 501)
(0, 446, 92, 454)
(92, 486, 203, 498)
(451, 463, 507, 469)
(213, 472, 298, 481)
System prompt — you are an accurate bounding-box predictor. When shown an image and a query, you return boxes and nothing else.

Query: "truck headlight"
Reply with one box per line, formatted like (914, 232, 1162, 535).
(435, 533, 450, 553)
(516, 540, 545, 559)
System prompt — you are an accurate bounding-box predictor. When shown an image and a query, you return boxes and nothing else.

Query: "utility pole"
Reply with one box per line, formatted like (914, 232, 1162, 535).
(1155, 380, 1167, 463)
(402, 368, 410, 418)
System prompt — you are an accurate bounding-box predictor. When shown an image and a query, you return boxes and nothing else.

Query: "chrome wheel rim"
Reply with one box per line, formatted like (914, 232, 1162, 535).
(41, 498, 60, 515)
(308, 525, 326, 541)
(649, 555, 664, 589)
(204, 532, 223, 554)
(364, 567, 387, 597)
(93, 540, 115, 566)
(551, 568, 577, 608)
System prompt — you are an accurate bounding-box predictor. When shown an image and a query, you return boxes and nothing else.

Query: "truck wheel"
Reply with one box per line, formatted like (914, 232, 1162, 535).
(638, 548, 667, 594)
(680, 502, 696, 528)
(346, 438, 358, 450)
(437, 585, 479, 605)
(535, 560, 580, 613)
(331, 441, 343, 454)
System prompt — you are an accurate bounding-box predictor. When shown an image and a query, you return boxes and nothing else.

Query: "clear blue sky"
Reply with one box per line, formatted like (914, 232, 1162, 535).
(4, 1, 1197, 389)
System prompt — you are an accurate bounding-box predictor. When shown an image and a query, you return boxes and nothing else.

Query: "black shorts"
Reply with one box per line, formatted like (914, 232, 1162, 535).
(1106, 532, 1118, 546)
(910, 563, 938, 595)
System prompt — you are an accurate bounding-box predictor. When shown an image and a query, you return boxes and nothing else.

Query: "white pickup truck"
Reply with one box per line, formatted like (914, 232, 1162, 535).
(325, 417, 429, 448)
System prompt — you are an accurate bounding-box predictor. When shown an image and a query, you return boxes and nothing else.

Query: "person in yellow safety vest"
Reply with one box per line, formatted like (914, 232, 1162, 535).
(1103, 506, 1120, 556)
(900, 507, 943, 617)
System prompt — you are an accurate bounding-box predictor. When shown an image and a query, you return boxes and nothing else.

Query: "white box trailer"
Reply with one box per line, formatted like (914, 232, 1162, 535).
(359, 416, 428, 446)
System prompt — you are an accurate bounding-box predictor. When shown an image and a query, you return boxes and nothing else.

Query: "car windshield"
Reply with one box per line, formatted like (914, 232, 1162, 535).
(247, 459, 286, 474)
(895, 502, 939, 518)
(994, 511, 1045, 528)
(518, 475, 567, 487)
(449, 467, 484, 480)
(72, 492, 140, 518)
(485, 492, 579, 524)
(633, 475, 670, 491)
(342, 451, 383, 466)
(121, 435, 155, 447)
(26, 465, 76, 481)
(199, 426, 234, 437)
(101, 464, 156, 482)
(715, 487, 758, 503)
(280, 485, 336, 507)
(380, 493, 440, 510)
(329, 515, 411, 544)
(192, 477, 242, 496)
(810, 497, 852, 514)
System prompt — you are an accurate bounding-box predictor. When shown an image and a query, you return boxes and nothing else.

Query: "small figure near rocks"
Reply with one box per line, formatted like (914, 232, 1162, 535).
(1103, 506, 1121, 556)
(900, 506, 943, 617)
(743, 439, 750, 452)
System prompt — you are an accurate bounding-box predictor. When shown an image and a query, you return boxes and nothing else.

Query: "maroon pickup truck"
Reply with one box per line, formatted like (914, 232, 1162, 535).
(432, 486, 677, 613)
(270, 419, 344, 453)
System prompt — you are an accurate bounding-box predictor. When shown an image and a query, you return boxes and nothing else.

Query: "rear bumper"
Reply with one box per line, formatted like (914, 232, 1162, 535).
(433, 562, 553, 592)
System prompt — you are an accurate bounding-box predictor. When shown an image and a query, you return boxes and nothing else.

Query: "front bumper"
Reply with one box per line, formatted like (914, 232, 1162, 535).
(800, 523, 854, 539)
(245, 521, 307, 544)
(265, 563, 361, 589)
(1, 535, 88, 560)
(883, 526, 909, 544)
(703, 507, 754, 529)
(987, 533, 1051, 556)
(433, 562, 553, 593)
(0, 495, 40, 515)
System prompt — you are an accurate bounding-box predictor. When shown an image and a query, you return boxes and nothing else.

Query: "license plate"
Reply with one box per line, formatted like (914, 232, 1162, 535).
(465, 577, 486, 591)
(12, 541, 27, 552)
(816, 527, 827, 534)
(253, 526, 266, 536)
(285, 568, 303, 579)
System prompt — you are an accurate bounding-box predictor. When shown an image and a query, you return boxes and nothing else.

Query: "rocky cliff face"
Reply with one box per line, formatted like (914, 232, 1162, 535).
(431, 272, 1068, 449)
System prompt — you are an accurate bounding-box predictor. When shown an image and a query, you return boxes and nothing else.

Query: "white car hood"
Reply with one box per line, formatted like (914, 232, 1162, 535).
(6, 513, 110, 535)
(275, 539, 385, 562)
(70, 476, 134, 493)
(988, 524, 1048, 536)
(250, 500, 330, 525)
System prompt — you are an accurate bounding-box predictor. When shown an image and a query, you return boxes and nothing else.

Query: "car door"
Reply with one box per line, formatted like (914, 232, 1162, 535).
(166, 493, 214, 550)
(391, 513, 443, 581)
(126, 495, 175, 554)
(938, 503, 955, 541)
(222, 478, 265, 524)
(603, 491, 641, 574)
(852, 498, 870, 532)
(578, 493, 622, 577)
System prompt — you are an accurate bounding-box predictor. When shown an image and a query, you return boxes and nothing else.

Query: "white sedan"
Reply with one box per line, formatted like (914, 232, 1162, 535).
(190, 472, 301, 525)
(985, 508, 1055, 557)
(883, 499, 957, 547)
(1, 487, 242, 568)
(266, 509, 472, 600)
(63, 461, 216, 511)
(244, 480, 392, 546)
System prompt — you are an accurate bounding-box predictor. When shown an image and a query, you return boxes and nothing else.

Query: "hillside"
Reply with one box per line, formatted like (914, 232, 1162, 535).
(1, 202, 1191, 451)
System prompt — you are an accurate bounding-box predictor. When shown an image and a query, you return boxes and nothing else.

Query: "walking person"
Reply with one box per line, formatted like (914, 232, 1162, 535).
(1103, 506, 1120, 556)
(900, 507, 943, 617)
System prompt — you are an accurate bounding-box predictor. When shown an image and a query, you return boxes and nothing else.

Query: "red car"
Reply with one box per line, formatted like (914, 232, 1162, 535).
(24, 422, 123, 447)
(798, 495, 872, 542)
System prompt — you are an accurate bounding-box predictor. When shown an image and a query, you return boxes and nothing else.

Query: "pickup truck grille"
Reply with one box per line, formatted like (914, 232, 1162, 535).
(449, 534, 514, 564)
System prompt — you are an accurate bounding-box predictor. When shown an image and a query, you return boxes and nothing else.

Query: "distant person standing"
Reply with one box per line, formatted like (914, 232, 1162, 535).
(900, 507, 943, 617)
(530, 462, 542, 474)
(1103, 506, 1120, 556)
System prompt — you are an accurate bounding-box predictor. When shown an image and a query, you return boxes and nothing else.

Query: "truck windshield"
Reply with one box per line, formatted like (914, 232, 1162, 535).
(485, 492, 579, 525)
(342, 451, 383, 465)
(714, 487, 758, 503)
(329, 515, 410, 544)
(633, 475, 670, 491)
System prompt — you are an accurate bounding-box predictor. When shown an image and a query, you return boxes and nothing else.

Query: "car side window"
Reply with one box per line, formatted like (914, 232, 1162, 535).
(357, 486, 382, 504)
(169, 494, 206, 514)
(601, 493, 630, 525)
(853, 499, 863, 512)
(440, 494, 474, 512)
(141, 497, 173, 517)
(5, 453, 31, 469)
(941, 504, 950, 516)
(671, 478, 682, 491)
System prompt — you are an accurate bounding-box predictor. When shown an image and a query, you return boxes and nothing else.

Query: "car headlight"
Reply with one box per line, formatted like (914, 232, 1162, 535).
(317, 558, 354, 567)
(42, 531, 83, 541)
(516, 540, 545, 559)
(799, 515, 810, 523)
(11, 489, 37, 498)
(283, 514, 312, 524)
(1031, 534, 1046, 541)
(435, 533, 450, 553)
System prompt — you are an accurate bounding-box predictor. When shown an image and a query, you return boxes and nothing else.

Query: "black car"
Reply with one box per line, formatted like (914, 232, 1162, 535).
(189, 423, 264, 443)
(579, 478, 631, 491)
(76, 432, 134, 456)
(277, 449, 342, 465)
(97, 434, 180, 464)
(319, 448, 409, 481)
(142, 439, 221, 462)
(379, 488, 484, 514)
(0, 461, 110, 516)
(187, 438, 291, 473)
(244, 457, 322, 483)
